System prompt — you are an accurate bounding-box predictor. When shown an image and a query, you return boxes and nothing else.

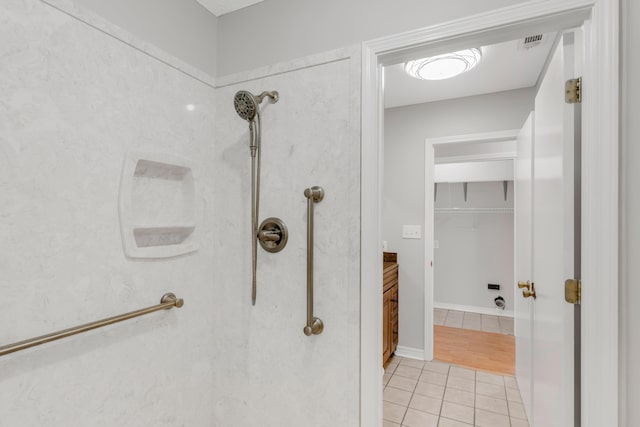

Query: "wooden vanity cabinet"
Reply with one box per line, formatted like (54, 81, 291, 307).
(383, 261, 399, 366)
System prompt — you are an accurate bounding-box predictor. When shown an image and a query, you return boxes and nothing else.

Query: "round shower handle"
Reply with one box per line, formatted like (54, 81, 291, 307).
(258, 217, 288, 253)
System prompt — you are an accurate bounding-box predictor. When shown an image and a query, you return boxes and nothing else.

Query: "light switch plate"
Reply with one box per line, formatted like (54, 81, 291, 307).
(434, 240, 440, 248)
(402, 225, 422, 239)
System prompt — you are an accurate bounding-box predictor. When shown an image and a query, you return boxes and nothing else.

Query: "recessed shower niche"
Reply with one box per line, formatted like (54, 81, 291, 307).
(118, 152, 197, 258)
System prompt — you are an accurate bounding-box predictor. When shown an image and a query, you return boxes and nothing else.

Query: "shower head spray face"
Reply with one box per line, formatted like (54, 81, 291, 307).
(234, 91, 258, 121)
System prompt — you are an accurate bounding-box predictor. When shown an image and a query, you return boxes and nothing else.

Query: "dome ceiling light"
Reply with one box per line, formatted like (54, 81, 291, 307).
(404, 48, 482, 80)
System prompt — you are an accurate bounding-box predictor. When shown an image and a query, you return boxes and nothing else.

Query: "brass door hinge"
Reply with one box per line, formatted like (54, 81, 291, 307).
(565, 77, 582, 104)
(565, 279, 581, 304)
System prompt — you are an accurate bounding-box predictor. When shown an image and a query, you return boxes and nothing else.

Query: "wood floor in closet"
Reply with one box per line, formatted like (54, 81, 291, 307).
(434, 325, 515, 375)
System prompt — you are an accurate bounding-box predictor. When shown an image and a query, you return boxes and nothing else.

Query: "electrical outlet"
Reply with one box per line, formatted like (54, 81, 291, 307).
(402, 225, 421, 239)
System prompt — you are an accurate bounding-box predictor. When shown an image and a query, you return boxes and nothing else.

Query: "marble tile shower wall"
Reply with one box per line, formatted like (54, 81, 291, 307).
(1, 1, 362, 426)
(1, 0, 217, 425)
(212, 55, 361, 426)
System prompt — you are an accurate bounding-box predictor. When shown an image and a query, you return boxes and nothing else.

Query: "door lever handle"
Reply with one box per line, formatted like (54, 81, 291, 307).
(520, 281, 536, 299)
(518, 281, 531, 290)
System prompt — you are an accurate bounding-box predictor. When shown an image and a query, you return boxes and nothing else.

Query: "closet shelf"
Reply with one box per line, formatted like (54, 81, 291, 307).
(434, 207, 514, 214)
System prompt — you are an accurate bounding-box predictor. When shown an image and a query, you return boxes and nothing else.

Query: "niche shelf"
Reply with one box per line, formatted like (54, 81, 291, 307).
(118, 152, 198, 259)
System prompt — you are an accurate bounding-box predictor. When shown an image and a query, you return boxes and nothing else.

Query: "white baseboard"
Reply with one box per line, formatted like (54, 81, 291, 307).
(434, 302, 514, 318)
(394, 346, 426, 361)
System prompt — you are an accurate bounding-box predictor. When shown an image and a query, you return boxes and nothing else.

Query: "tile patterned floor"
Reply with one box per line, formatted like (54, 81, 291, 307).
(383, 355, 529, 427)
(434, 309, 514, 336)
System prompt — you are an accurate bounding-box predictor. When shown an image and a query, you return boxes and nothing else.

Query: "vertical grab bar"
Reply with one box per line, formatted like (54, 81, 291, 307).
(303, 186, 324, 336)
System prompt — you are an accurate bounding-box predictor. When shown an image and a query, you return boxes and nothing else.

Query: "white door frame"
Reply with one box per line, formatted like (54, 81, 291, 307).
(423, 131, 519, 362)
(360, 1, 619, 426)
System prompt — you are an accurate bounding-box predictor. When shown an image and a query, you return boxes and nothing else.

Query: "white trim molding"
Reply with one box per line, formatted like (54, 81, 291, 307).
(394, 346, 427, 361)
(361, 1, 618, 426)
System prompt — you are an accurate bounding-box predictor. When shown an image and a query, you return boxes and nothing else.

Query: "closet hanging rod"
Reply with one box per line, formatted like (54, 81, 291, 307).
(0, 293, 184, 357)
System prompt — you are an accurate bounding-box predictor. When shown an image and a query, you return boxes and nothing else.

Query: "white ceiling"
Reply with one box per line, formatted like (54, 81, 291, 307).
(195, 0, 264, 17)
(384, 35, 555, 109)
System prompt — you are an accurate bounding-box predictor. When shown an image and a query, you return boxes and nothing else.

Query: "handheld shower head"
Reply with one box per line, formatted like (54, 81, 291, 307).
(234, 91, 258, 121)
(233, 89, 280, 306)
(233, 90, 279, 121)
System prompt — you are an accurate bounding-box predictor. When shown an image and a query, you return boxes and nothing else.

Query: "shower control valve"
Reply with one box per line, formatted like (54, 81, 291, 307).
(258, 217, 288, 253)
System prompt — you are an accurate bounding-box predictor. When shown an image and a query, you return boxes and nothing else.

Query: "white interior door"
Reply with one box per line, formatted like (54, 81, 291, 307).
(515, 111, 534, 419)
(515, 32, 579, 427)
(531, 33, 577, 427)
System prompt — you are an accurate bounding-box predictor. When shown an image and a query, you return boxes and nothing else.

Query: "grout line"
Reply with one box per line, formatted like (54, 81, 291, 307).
(386, 357, 529, 427)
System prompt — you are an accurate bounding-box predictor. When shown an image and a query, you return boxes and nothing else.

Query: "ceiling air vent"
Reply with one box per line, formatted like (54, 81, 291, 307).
(518, 34, 546, 50)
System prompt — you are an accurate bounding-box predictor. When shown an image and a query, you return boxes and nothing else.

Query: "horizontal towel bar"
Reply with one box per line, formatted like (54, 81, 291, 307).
(0, 293, 184, 357)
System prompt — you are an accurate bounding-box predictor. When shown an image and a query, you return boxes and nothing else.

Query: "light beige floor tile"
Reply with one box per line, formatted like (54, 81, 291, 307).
(475, 381, 506, 399)
(434, 315, 446, 326)
(506, 385, 523, 402)
(414, 381, 445, 399)
(510, 417, 530, 427)
(498, 316, 514, 335)
(434, 309, 447, 326)
(384, 386, 413, 406)
(446, 310, 465, 319)
(449, 366, 476, 380)
(388, 357, 401, 365)
(503, 376, 518, 389)
(444, 318, 464, 328)
(383, 421, 401, 427)
(394, 365, 422, 380)
(446, 375, 475, 393)
(481, 314, 499, 322)
(420, 370, 448, 386)
(409, 393, 442, 415)
(443, 387, 475, 407)
(463, 312, 481, 321)
(475, 408, 510, 427)
(461, 318, 482, 331)
(399, 358, 425, 369)
(476, 371, 504, 386)
(445, 311, 464, 328)
(383, 401, 407, 424)
(384, 373, 392, 385)
(440, 401, 474, 424)
(461, 312, 482, 330)
(401, 408, 439, 427)
(508, 400, 528, 420)
(389, 375, 418, 392)
(423, 361, 450, 374)
(474, 394, 508, 415)
(386, 363, 399, 375)
(437, 417, 472, 427)
(481, 315, 501, 333)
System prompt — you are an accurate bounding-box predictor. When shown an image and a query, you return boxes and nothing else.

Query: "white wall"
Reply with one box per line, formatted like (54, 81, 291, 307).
(216, 0, 527, 76)
(621, 0, 638, 424)
(434, 182, 514, 313)
(384, 88, 533, 351)
(1, 0, 217, 425)
(70, 0, 218, 75)
(211, 51, 361, 426)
